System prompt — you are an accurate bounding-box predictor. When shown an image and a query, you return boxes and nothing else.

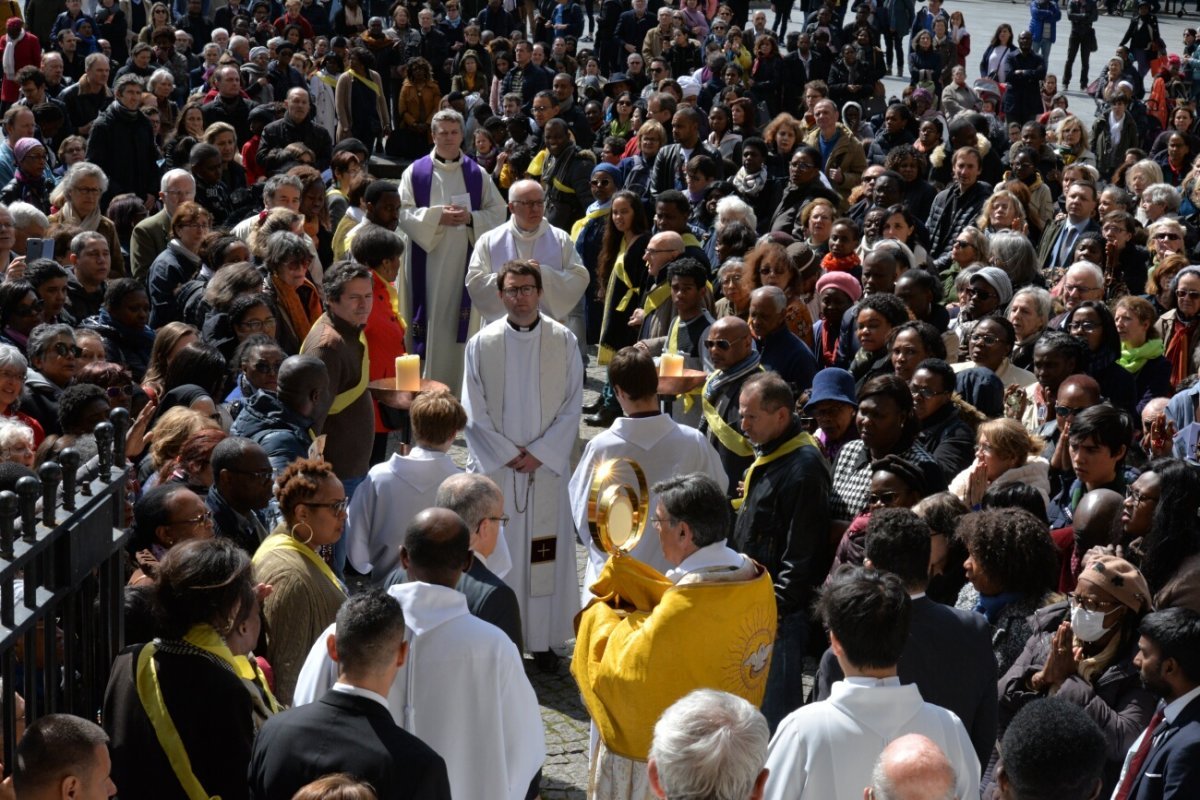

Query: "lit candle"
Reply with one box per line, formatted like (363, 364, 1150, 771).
(659, 353, 684, 378)
(395, 354, 421, 391)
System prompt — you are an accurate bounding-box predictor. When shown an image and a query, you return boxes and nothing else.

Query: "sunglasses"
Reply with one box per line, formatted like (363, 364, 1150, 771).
(14, 299, 44, 316)
(909, 386, 948, 399)
(52, 342, 82, 358)
(105, 384, 135, 399)
(1055, 404, 1086, 417)
(703, 337, 743, 350)
(868, 490, 900, 506)
(1177, 289, 1200, 301)
(1155, 232, 1182, 240)
(252, 360, 283, 375)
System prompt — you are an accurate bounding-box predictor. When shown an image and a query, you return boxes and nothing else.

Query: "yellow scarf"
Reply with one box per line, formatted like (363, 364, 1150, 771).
(666, 316, 703, 412)
(135, 624, 280, 800)
(701, 371, 757, 458)
(254, 531, 347, 596)
(317, 72, 339, 88)
(731, 430, 818, 509)
(599, 239, 635, 365)
(570, 204, 611, 242)
(642, 281, 671, 315)
(346, 67, 381, 95)
(300, 313, 369, 415)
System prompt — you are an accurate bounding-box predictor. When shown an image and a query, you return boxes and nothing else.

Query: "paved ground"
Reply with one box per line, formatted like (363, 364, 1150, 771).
(459, 6, 1200, 796)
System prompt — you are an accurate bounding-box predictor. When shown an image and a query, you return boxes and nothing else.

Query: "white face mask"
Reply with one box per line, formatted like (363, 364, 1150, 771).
(1070, 603, 1112, 643)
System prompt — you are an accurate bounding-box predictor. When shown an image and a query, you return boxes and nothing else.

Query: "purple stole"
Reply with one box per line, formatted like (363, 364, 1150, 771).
(409, 153, 484, 356)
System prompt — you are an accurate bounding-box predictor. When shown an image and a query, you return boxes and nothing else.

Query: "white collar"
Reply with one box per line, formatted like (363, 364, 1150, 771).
(331, 681, 391, 711)
(843, 675, 903, 688)
(1164, 684, 1200, 724)
(665, 540, 743, 583)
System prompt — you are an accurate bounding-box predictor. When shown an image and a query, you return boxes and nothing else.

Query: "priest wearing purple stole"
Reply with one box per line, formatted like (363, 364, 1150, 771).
(398, 108, 506, 397)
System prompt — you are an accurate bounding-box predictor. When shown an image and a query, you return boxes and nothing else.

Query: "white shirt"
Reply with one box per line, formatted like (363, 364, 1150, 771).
(331, 682, 391, 713)
(665, 540, 744, 583)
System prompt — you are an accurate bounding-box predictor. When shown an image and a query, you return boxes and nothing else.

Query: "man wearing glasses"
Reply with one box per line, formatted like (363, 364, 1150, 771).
(698, 315, 760, 493)
(467, 178, 589, 354)
(207, 436, 274, 557)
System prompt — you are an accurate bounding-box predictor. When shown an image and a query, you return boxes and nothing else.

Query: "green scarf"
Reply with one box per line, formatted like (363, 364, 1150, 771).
(1117, 338, 1165, 374)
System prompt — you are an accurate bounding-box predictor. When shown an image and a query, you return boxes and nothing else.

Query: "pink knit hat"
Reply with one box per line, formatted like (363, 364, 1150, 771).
(815, 271, 862, 304)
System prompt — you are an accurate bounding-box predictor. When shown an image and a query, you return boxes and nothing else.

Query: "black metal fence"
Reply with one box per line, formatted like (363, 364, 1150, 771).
(0, 409, 132, 769)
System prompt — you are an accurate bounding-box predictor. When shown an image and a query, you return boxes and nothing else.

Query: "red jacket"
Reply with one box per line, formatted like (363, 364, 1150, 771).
(0, 32, 41, 103)
(365, 268, 407, 433)
(273, 13, 314, 40)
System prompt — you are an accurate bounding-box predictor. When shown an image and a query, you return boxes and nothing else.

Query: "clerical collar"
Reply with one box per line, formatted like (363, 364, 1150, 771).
(434, 152, 462, 164)
(629, 410, 661, 418)
(507, 316, 541, 332)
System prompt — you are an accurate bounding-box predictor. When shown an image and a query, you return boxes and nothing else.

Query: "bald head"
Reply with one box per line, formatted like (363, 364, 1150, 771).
(648, 230, 685, 252)
(1072, 488, 1123, 551)
(435, 473, 503, 532)
(868, 734, 957, 800)
(707, 315, 753, 370)
(751, 285, 787, 312)
(400, 507, 471, 587)
(1141, 396, 1170, 428)
(509, 179, 544, 201)
(277, 355, 329, 418)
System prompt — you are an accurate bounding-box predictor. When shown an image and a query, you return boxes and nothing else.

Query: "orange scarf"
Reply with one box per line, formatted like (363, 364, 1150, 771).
(1165, 314, 1198, 388)
(272, 273, 322, 342)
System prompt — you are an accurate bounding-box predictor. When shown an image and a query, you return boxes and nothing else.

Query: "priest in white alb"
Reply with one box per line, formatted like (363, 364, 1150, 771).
(344, 390, 465, 584)
(398, 108, 506, 396)
(292, 508, 545, 800)
(567, 347, 727, 600)
(466, 179, 590, 352)
(462, 259, 582, 668)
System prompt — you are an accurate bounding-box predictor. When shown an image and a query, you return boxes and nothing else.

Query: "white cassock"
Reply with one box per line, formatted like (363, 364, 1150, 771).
(344, 446, 462, 584)
(567, 414, 727, 602)
(761, 678, 979, 800)
(398, 152, 507, 397)
(463, 313, 582, 652)
(292, 581, 546, 800)
(466, 218, 590, 345)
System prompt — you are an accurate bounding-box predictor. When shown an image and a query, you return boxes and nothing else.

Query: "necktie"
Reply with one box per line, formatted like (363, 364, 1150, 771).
(1114, 707, 1166, 800)
(1056, 224, 1077, 268)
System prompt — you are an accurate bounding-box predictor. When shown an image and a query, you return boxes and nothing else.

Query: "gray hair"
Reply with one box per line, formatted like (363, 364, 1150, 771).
(715, 195, 756, 233)
(1065, 260, 1105, 289)
(0, 344, 27, 376)
(649, 689, 769, 800)
(229, 34, 249, 50)
(430, 109, 464, 135)
(953, 263, 983, 292)
(987, 230, 1038, 287)
(263, 173, 303, 203)
(1127, 159, 1164, 188)
(1012, 286, 1053, 324)
(27, 323, 75, 363)
(160, 168, 194, 194)
(55, 161, 108, 203)
(1142, 182, 1182, 213)
(869, 737, 958, 800)
(148, 68, 175, 92)
(84, 52, 108, 70)
(264, 231, 312, 271)
(750, 284, 787, 312)
(1147, 216, 1185, 240)
(716, 258, 744, 282)
(435, 474, 502, 532)
(652, 473, 730, 548)
(0, 417, 34, 462)
(8, 201, 47, 231)
(69, 230, 107, 257)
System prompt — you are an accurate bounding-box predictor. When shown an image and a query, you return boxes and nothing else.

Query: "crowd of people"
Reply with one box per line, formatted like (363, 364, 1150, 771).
(0, 0, 1198, 797)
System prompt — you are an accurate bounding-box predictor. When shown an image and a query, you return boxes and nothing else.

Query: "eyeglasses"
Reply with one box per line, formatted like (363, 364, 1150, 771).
(485, 514, 510, 525)
(511, 199, 544, 208)
(105, 384, 135, 399)
(651, 516, 675, 528)
(1068, 593, 1119, 613)
(251, 360, 283, 376)
(759, 265, 790, 276)
(1055, 404, 1086, 417)
(967, 287, 995, 300)
(301, 499, 348, 513)
(229, 466, 274, 481)
(969, 332, 1002, 345)
(237, 317, 277, 332)
(951, 240, 973, 249)
(1068, 320, 1100, 333)
(1125, 486, 1160, 506)
(1177, 289, 1200, 301)
(792, 161, 817, 169)
(531, 105, 551, 113)
(168, 510, 213, 527)
(645, 248, 681, 257)
(868, 490, 900, 506)
(502, 285, 538, 297)
(616, 99, 632, 105)
(704, 337, 745, 350)
(909, 385, 948, 398)
(1064, 283, 1099, 295)
(52, 342, 82, 358)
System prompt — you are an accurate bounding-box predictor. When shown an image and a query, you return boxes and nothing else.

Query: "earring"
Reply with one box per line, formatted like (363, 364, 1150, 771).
(290, 522, 315, 545)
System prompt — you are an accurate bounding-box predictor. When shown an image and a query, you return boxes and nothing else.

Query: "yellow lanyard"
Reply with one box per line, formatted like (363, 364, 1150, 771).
(612, 240, 638, 312)
(732, 432, 818, 509)
(700, 370, 760, 457)
(667, 317, 703, 412)
(253, 532, 348, 597)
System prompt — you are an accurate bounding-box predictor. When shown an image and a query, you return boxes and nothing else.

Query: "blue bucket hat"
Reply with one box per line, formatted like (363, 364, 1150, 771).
(805, 368, 857, 408)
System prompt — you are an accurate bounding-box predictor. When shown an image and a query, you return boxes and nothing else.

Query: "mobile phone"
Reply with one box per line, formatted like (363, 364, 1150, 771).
(26, 237, 53, 261)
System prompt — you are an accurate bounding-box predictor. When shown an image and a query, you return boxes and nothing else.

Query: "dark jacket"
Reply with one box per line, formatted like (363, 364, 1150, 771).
(85, 100, 160, 202)
(541, 143, 595, 231)
(19, 369, 63, 437)
(916, 402, 976, 484)
(732, 416, 832, 618)
(1002, 48, 1046, 124)
(258, 115, 334, 173)
(770, 181, 843, 239)
(66, 277, 105, 323)
(228, 390, 315, 475)
(203, 95, 257, 145)
(248, 690, 452, 800)
(79, 310, 155, 381)
(1122, 695, 1200, 800)
(757, 325, 817, 395)
(998, 601, 1156, 798)
(207, 486, 268, 557)
(928, 179, 992, 263)
(817, 595, 998, 767)
(650, 140, 723, 197)
(148, 242, 203, 328)
(698, 354, 762, 495)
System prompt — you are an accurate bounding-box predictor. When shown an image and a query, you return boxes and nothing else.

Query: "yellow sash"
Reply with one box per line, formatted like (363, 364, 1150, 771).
(253, 532, 347, 596)
(641, 281, 671, 315)
(528, 148, 548, 178)
(136, 643, 220, 800)
(347, 67, 381, 96)
(612, 243, 637, 313)
(701, 369, 759, 458)
(300, 314, 369, 415)
(552, 177, 576, 194)
(317, 72, 339, 88)
(666, 317, 703, 412)
(182, 625, 281, 713)
(731, 431, 818, 509)
(570, 204, 610, 242)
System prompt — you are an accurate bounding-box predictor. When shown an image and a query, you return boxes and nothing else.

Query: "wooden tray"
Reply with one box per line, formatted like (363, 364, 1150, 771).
(656, 368, 707, 396)
(367, 378, 450, 410)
